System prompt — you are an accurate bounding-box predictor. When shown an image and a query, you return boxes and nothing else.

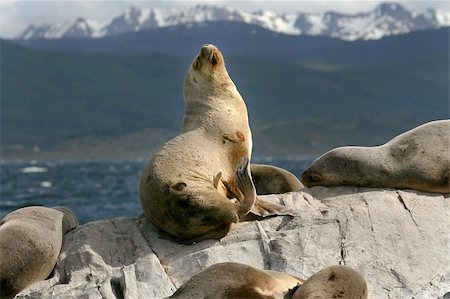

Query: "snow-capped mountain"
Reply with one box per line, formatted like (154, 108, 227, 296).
(17, 2, 450, 41)
(19, 18, 106, 40)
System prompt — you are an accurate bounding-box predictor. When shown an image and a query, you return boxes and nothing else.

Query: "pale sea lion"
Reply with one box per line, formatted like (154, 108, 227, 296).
(251, 164, 303, 195)
(293, 265, 369, 299)
(139, 44, 290, 242)
(168, 262, 305, 299)
(0, 206, 78, 298)
(301, 120, 450, 193)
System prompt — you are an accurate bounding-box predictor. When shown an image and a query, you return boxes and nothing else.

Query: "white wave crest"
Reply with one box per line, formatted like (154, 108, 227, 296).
(21, 166, 48, 173)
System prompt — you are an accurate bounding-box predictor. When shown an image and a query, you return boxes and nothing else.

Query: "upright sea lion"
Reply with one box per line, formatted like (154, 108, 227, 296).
(292, 265, 369, 299)
(301, 120, 450, 193)
(168, 262, 304, 299)
(140, 44, 291, 242)
(0, 206, 78, 298)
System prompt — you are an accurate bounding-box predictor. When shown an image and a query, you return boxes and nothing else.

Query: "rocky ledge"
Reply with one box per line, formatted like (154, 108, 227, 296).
(16, 187, 450, 299)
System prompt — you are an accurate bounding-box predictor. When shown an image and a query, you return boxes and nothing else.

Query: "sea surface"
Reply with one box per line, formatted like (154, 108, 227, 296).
(0, 157, 314, 224)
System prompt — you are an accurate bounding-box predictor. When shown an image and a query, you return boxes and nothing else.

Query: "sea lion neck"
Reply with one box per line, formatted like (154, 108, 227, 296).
(182, 72, 248, 133)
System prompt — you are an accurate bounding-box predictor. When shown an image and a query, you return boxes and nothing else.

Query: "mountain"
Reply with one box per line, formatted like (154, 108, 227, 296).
(16, 2, 450, 41)
(16, 23, 449, 66)
(19, 18, 106, 40)
(1, 31, 448, 159)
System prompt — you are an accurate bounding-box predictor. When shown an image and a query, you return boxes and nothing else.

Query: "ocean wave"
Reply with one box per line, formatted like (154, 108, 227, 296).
(40, 181, 52, 188)
(21, 166, 48, 173)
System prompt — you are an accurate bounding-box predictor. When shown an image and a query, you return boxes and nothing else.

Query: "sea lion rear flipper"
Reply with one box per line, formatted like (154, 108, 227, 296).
(250, 197, 295, 217)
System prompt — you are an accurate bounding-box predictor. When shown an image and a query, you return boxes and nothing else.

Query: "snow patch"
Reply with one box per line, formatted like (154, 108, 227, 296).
(16, 3, 450, 41)
(307, 14, 327, 35)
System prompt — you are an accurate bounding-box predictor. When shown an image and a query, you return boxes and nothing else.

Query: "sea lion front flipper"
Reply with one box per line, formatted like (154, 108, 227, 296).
(213, 172, 222, 189)
(250, 197, 295, 217)
(234, 157, 257, 217)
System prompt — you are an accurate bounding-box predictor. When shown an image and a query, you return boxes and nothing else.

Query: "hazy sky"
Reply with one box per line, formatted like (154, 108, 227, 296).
(1, 1, 449, 38)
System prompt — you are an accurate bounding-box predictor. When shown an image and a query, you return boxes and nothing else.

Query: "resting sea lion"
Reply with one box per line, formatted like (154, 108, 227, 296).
(168, 263, 369, 299)
(0, 206, 78, 298)
(168, 262, 304, 299)
(293, 265, 369, 299)
(301, 120, 450, 193)
(139, 44, 290, 242)
(251, 164, 303, 195)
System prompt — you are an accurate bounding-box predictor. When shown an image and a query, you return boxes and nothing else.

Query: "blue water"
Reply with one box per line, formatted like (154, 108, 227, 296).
(0, 157, 313, 224)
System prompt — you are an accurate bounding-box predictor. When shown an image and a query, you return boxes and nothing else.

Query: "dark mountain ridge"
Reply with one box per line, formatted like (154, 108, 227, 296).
(15, 23, 449, 65)
(1, 27, 448, 159)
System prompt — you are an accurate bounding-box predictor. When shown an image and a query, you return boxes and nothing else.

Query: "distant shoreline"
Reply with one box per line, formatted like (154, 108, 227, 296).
(0, 153, 318, 164)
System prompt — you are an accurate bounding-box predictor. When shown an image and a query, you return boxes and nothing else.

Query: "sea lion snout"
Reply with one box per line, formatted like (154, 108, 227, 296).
(191, 44, 225, 75)
(196, 44, 221, 67)
(200, 44, 218, 62)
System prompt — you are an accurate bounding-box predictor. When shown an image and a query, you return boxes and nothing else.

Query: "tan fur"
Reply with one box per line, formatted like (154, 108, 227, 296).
(139, 44, 291, 242)
(251, 164, 304, 195)
(168, 262, 304, 299)
(301, 120, 450, 193)
(292, 265, 369, 299)
(0, 206, 78, 298)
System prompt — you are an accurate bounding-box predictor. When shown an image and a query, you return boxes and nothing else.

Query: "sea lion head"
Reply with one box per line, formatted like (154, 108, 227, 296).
(292, 265, 369, 299)
(182, 44, 245, 132)
(52, 206, 79, 233)
(301, 147, 370, 188)
(185, 44, 231, 89)
(192, 44, 226, 76)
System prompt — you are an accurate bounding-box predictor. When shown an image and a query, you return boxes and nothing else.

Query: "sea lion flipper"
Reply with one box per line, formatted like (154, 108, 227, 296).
(250, 197, 295, 217)
(213, 172, 222, 189)
(235, 157, 257, 217)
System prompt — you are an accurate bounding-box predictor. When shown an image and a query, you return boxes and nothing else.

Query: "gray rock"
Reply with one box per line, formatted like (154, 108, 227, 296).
(15, 187, 450, 299)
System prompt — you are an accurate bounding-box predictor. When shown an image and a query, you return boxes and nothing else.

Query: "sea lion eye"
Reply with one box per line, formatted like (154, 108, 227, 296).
(310, 172, 322, 182)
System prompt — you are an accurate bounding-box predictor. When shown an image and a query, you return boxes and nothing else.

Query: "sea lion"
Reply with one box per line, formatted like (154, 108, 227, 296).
(301, 120, 450, 193)
(292, 265, 369, 299)
(139, 44, 290, 242)
(251, 164, 303, 195)
(168, 262, 305, 299)
(0, 206, 78, 298)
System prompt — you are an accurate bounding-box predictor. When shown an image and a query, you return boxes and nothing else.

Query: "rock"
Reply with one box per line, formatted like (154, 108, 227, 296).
(15, 187, 450, 299)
